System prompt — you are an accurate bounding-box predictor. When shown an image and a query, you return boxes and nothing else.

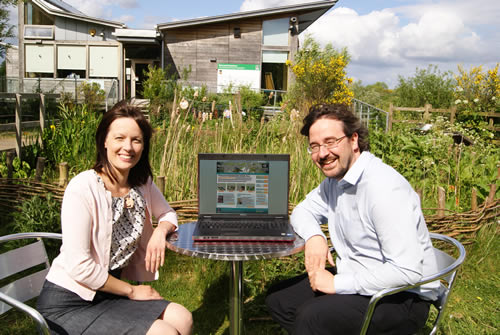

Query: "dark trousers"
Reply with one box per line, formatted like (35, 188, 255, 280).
(265, 269, 430, 335)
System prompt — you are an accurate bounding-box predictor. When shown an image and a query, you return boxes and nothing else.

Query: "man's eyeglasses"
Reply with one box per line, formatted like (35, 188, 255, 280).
(307, 135, 347, 154)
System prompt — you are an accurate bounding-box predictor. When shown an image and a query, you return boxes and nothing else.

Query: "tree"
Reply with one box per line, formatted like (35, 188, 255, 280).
(351, 80, 396, 110)
(0, 0, 17, 59)
(454, 64, 499, 121)
(285, 35, 353, 113)
(395, 65, 455, 108)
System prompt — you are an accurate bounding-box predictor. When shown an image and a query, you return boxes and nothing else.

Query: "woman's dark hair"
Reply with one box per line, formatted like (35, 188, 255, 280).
(93, 100, 153, 187)
(300, 103, 370, 152)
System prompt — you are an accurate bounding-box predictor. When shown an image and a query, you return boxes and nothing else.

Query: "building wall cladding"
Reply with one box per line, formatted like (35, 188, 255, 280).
(163, 18, 262, 92)
(54, 16, 117, 42)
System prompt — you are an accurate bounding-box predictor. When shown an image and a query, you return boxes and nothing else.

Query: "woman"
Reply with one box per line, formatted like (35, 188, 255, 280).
(37, 101, 193, 335)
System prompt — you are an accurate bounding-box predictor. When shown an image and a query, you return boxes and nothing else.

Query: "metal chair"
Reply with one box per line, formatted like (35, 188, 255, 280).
(359, 233, 466, 335)
(0, 232, 62, 335)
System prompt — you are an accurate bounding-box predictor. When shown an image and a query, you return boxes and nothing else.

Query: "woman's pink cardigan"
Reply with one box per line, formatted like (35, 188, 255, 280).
(46, 170, 178, 301)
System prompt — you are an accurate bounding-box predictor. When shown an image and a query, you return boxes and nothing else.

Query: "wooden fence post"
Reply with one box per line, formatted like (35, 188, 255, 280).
(416, 188, 423, 205)
(59, 162, 68, 187)
(156, 176, 165, 195)
(15, 93, 22, 158)
(423, 103, 431, 122)
(35, 157, 45, 182)
(39, 93, 46, 133)
(486, 184, 496, 205)
(388, 104, 393, 132)
(471, 188, 477, 211)
(437, 186, 446, 218)
(450, 106, 456, 124)
(6, 151, 14, 179)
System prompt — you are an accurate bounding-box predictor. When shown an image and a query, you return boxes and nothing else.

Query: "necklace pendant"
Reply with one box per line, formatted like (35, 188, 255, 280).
(124, 196, 134, 209)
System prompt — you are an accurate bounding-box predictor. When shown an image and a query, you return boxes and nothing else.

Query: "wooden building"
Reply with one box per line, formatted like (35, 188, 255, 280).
(157, 1, 337, 93)
(6, 0, 337, 100)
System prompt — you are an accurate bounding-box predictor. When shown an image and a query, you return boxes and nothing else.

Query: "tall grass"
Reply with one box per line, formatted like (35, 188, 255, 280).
(2, 106, 498, 334)
(147, 111, 498, 213)
(149, 112, 323, 203)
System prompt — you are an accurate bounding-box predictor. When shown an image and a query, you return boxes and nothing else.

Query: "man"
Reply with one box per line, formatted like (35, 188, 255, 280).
(266, 104, 440, 334)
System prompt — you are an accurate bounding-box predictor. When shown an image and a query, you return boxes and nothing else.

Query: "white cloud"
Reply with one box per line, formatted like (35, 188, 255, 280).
(303, 2, 497, 86)
(306, 8, 403, 65)
(395, 0, 500, 26)
(115, 15, 135, 25)
(64, 0, 138, 19)
(240, 0, 314, 12)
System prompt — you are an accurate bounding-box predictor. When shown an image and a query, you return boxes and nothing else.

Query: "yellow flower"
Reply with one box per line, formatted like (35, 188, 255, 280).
(50, 125, 55, 131)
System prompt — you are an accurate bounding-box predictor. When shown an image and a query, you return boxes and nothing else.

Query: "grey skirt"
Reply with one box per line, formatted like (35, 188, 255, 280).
(36, 280, 170, 335)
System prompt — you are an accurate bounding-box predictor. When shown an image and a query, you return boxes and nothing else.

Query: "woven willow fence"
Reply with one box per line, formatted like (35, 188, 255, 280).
(0, 178, 497, 245)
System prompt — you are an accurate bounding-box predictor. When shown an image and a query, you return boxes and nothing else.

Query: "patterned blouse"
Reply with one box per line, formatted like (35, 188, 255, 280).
(95, 172, 146, 271)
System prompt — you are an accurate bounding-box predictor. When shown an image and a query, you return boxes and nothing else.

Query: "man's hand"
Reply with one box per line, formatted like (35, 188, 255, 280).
(128, 284, 163, 301)
(304, 235, 335, 274)
(309, 268, 336, 294)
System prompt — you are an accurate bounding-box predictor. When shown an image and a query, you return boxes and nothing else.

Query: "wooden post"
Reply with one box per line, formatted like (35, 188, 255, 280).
(35, 157, 45, 181)
(59, 162, 68, 187)
(423, 103, 431, 122)
(15, 93, 22, 158)
(437, 186, 446, 218)
(6, 151, 14, 179)
(450, 106, 456, 124)
(156, 176, 165, 195)
(39, 93, 46, 133)
(416, 188, 423, 205)
(471, 188, 477, 211)
(388, 103, 393, 132)
(236, 91, 243, 123)
(486, 184, 496, 205)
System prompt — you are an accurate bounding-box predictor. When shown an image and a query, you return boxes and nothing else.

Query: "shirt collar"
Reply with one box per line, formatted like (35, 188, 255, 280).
(338, 151, 373, 188)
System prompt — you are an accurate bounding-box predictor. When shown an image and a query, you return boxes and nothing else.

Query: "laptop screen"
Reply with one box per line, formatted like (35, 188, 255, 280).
(198, 153, 289, 216)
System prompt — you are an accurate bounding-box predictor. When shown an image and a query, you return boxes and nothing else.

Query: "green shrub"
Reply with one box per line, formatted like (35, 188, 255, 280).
(78, 82, 106, 112)
(41, 103, 101, 175)
(12, 193, 61, 234)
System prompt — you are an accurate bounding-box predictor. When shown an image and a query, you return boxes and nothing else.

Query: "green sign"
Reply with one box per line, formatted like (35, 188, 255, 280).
(218, 63, 260, 71)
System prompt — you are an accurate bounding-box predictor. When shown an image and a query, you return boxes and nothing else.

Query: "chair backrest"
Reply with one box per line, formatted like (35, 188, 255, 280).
(359, 232, 466, 335)
(0, 233, 62, 315)
(427, 233, 466, 335)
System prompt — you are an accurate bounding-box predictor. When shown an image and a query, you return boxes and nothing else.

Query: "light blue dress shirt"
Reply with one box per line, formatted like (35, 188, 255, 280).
(291, 152, 440, 300)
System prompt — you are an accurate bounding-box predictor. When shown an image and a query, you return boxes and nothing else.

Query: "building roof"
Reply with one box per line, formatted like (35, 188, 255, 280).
(32, 0, 126, 28)
(113, 29, 160, 44)
(156, 0, 338, 33)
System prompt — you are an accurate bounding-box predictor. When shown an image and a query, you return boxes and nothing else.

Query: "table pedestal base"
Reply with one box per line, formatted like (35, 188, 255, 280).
(229, 261, 243, 335)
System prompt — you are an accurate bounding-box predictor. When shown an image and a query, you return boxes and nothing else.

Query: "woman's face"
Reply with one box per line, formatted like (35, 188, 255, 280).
(104, 117, 144, 177)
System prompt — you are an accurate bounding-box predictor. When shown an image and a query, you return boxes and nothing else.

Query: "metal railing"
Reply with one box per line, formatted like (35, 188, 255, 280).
(352, 98, 389, 132)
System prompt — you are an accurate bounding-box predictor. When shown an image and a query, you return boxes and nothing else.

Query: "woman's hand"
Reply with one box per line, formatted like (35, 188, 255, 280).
(145, 221, 176, 273)
(128, 284, 163, 301)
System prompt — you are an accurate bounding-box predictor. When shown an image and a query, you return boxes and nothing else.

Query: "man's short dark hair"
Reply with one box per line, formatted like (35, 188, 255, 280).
(300, 103, 370, 152)
(93, 100, 153, 187)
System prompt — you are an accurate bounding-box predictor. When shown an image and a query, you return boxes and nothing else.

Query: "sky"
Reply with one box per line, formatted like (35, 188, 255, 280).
(8, 0, 500, 88)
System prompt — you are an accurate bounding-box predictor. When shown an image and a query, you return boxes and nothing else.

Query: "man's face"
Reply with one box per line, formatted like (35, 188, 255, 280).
(308, 118, 360, 180)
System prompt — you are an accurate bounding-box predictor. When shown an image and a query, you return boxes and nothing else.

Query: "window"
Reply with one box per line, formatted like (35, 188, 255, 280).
(57, 46, 86, 78)
(262, 18, 289, 46)
(89, 46, 118, 78)
(25, 44, 54, 76)
(24, 25, 54, 39)
(25, 2, 54, 25)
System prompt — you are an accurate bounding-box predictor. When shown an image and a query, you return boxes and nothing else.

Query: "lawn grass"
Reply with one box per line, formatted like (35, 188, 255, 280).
(0, 222, 498, 334)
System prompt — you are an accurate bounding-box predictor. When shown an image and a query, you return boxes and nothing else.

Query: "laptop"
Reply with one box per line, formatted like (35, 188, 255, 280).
(192, 153, 296, 242)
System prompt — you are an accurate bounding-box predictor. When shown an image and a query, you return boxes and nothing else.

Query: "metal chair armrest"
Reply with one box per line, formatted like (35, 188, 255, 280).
(0, 292, 50, 335)
(359, 233, 466, 335)
(0, 232, 62, 243)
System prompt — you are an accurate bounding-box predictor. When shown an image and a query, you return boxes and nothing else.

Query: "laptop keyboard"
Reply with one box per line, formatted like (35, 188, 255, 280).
(200, 219, 288, 230)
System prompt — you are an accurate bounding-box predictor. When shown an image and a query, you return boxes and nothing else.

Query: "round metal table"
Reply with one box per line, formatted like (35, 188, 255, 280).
(166, 222, 305, 335)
